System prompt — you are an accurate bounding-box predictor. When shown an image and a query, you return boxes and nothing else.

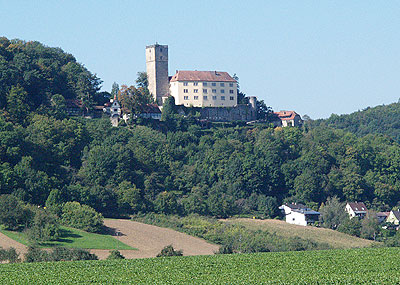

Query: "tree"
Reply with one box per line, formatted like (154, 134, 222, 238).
(360, 211, 380, 240)
(0, 194, 33, 230)
(27, 209, 60, 242)
(111, 82, 119, 99)
(6, 85, 31, 124)
(337, 217, 362, 237)
(118, 85, 153, 115)
(61, 201, 104, 233)
(136, 72, 148, 89)
(107, 250, 125, 260)
(319, 196, 348, 230)
(161, 96, 177, 122)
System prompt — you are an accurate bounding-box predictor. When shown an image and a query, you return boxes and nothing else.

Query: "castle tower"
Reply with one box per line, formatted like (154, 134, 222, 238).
(146, 43, 169, 105)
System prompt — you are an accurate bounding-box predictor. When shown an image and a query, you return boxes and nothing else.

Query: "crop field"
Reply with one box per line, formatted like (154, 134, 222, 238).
(0, 247, 399, 284)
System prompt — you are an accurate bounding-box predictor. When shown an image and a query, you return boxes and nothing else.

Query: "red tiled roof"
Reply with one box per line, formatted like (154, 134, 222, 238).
(274, 111, 299, 121)
(65, 99, 83, 108)
(141, 104, 161, 114)
(347, 202, 368, 212)
(170, 71, 236, 82)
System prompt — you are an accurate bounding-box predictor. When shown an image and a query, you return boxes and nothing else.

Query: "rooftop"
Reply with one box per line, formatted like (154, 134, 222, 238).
(274, 111, 299, 121)
(170, 71, 236, 83)
(347, 202, 368, 213)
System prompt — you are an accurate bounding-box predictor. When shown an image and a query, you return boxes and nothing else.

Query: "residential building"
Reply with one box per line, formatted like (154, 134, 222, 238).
(273, 111, 303, 127)
(376, 212, 390, 223)
(345, 202, 368, 219)
(279, 203, 320, 226)
(138, 104, 162, 120)
(386, 210, 400, 225)
(169, 71, 237, 107)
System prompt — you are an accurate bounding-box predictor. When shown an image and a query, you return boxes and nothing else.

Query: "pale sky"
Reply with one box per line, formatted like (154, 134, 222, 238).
(1, 1, 400, 119)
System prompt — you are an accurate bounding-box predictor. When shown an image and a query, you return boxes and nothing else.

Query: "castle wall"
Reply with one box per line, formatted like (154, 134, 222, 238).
(196, 104, 256, 122)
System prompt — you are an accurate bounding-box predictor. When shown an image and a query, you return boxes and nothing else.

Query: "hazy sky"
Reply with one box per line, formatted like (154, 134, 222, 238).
(1, 1, 400, 119)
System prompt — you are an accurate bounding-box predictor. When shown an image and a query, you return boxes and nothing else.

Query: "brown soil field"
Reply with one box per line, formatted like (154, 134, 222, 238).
(0, 219, 218, 260)
(222, 218, 377, 249)
(91, 219, 219, 259)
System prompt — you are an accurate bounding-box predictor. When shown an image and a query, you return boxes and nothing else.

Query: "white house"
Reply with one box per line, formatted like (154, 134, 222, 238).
(345, 202, 368, 219)
(273, 111, 303, 127)
(279, 203, 320, 226)
(386, 210, 400, 225)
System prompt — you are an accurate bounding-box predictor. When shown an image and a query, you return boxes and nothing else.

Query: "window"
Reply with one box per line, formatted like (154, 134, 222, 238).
(221, 96, 225, 100)
(220, 83, 225, 87)
(229, 90, 234, 94)
(113, 109, 118, 112)
(203, 89, 207, 93)
(212, 89, 217, 93)
(230, 96, 234, 100)
(229, 83, 233, 87)
(160, 56, 163, 60)
(160, 48, 163, 52)
(194, 96, 199, 100)
(193, 82, 198, 86)
(183, 82, 188, 86)
(193, 89, 198, 93)
(212, 82, 216, 86)
(203, 96, 208, 100)
(184, 96, 189, 100)
(221, 89, 225, 93)
(212, 96, 217, 100)
(203, 82, 207, 86)
(184, 89, 188, 93)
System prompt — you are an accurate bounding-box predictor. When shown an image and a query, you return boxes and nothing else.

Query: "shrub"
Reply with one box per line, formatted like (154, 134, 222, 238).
(61, 201, 104, 233)
(27, 209, 60, 242)
(156, 245, 183, 257)
(0, 247, 20, 263)
(25, 247, 98, 262)
(25, 246, 51, 262)
(107, 250, 125, 260)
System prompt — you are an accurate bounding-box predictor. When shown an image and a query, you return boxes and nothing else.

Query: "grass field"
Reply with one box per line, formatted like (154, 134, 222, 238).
(0, 226, 135, 250)
(223, 218, 376, 249)
(0, 247, 398, 283)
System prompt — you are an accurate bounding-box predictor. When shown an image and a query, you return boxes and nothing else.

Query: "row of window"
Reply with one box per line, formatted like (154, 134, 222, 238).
(183, 82, 234, 87)
(183, 89, 235, 94)
(183, 96, 235, 101)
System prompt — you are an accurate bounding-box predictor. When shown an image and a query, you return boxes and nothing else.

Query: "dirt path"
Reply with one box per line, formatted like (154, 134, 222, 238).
(91, 219, 219, 259)
(0, 232, 28, 258)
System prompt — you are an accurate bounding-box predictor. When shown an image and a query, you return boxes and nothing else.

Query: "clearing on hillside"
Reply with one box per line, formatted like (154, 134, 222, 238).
(222, 218, 376, 249)
(91, 219, 219, 259)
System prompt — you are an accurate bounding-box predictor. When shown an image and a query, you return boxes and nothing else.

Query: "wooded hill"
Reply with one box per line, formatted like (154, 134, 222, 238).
(1, 38, 400, 220)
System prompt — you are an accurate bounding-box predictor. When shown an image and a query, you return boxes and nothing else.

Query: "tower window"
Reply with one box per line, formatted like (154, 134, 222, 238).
(160, 56, 163, 60)
(160, 48, 163, 52)
(203, 89, 207, 93)
(184, 89, 188, 93)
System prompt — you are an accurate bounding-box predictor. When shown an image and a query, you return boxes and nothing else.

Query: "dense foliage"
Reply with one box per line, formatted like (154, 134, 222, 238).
(1, 248, 400, 283)
(309, 102, 400, 143)
(61, 202, 104, 233)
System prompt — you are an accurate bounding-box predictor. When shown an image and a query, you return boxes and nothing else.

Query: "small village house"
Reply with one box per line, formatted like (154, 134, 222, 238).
(386, 210, 400, 225)
(345, 202, 368, 219)
(273, 111, 303, 127)
(376, 212, 390, 223)
(279, 203, 320, 226)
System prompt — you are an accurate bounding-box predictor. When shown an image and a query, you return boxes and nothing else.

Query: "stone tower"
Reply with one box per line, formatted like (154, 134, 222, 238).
(146, 43, 169, 105)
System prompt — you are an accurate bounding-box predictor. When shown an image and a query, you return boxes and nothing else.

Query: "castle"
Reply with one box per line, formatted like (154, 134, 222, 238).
(145, 43, 257, 122)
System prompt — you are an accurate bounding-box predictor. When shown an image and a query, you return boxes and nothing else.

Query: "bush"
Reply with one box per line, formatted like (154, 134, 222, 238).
(61, 201, 104, 233)
(156, 245, 183, 257)
(27, 210, 60, 242)
(25, 246, 98, 263)
(0, 195, 33, 230)
(106, 250, 125, 260)
(0, 247, 20, 263)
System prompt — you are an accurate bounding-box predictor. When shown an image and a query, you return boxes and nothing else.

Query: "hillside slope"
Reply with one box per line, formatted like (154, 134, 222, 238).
(310, 102, 400, 142)
(222, 218, 376, 249)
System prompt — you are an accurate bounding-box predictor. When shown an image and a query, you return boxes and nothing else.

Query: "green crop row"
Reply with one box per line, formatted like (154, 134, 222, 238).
(0, 247, 399, 284)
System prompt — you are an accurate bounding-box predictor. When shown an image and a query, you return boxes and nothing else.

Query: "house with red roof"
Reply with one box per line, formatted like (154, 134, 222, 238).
(345, 202, 368, 219)
(273, 110, 303, 127)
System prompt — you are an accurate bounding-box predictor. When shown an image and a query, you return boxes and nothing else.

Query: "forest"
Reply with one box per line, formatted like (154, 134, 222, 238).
(1, 37, 400, 225)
